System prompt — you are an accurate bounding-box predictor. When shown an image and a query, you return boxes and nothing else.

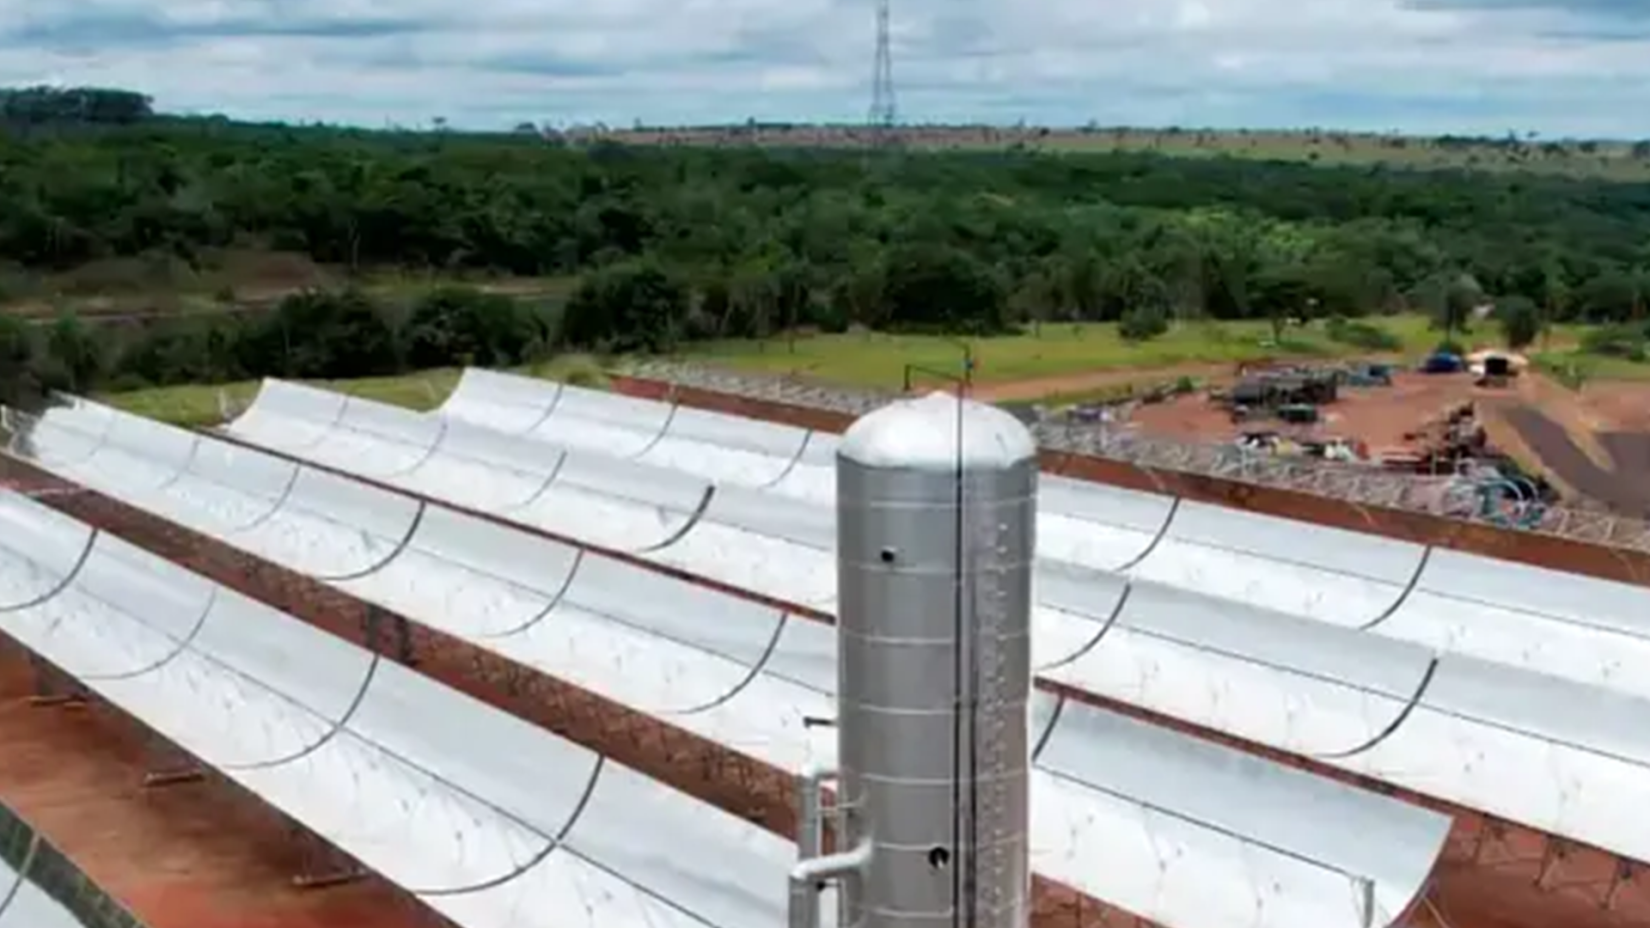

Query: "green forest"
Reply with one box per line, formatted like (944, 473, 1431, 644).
(3, 85, 1650, 404)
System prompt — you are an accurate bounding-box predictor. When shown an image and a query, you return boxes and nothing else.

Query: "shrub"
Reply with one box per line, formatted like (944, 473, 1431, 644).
(560, 358, 609, 388)
(1543, 357, 1593, 389)
(1325, 315, 1401, 351)
(561, 259, 690, 353)
(880, 244, 1009, 335)
(1580, 322, 1649, 361)
(43, 312, 105, 392)
(806, 298, 852, 334)
(1118, 304, 1169, 341)
(405, 286, 541, 369)
(118, 316, 248, 386)
(0, 315, 43, 408)
(1495, 295, 1542, 349)
(226, 288, 398, 381)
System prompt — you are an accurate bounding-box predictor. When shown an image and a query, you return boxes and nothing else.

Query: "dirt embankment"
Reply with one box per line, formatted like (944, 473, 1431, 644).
(1601, 432, 1650, 479)
(1495, 405, 1650, 517)
(1471, 373, 1650, 515)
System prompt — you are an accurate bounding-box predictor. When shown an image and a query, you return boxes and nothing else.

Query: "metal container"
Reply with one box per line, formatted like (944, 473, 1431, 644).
(834, 391, 1036, 928)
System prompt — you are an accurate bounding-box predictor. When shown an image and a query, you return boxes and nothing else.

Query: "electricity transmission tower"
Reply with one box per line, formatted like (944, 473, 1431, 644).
(868, 0, 898, 147)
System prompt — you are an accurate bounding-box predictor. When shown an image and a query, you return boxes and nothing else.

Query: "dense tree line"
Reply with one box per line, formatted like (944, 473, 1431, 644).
(0, 286, 554, 408)
(3, 86, 1650, 374)
(0, 86, 154, 129)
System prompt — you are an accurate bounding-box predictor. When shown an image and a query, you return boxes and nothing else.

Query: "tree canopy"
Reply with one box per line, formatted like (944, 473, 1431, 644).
(2, 86, 1650, 391)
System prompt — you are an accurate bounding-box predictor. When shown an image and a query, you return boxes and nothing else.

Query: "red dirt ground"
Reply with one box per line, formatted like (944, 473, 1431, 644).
(1472, 375, 1650, 512)
(1128, 371, 1488, 457)
(1565, 381, 1650, 435)
(1492, 406, 1650, 514)
(0, 644, 442, 928)
(988, 364, 1650, 501)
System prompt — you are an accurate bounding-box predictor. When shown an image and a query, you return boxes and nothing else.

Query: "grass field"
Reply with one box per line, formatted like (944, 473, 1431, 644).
(102, 314, 1645, 424)
(605, 125, 1650, 180)
(0, 249, 574, 320)
(1531, 350, 1650, 386)
(680, 316, 1587, 390)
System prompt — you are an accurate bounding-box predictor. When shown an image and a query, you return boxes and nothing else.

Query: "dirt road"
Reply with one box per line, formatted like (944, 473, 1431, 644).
(1496, 404, 1650, 516)
(1601, 432, 1650, 479)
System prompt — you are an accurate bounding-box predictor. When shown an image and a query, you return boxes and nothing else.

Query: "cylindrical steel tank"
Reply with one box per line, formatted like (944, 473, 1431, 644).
(835, 391, 1036, 928)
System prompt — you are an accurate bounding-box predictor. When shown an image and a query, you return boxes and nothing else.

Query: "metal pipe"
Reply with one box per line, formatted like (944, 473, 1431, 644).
(797, 763, 834, 861)
(788, 840, 874, 928)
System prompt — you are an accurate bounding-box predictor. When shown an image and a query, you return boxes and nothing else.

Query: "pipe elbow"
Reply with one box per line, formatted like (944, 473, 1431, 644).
(789, 841, 873, 883)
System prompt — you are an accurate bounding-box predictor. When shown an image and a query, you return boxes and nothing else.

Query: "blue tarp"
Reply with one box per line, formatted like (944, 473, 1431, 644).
(1421, 352, 1465, 374)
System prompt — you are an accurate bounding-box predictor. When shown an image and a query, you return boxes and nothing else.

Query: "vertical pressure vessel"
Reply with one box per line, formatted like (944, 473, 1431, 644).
(835, 391, 1036, 928)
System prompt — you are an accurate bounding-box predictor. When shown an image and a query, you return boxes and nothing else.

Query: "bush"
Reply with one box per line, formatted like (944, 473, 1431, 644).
(880, 244, 1009, 335)
(43, 312, 105, 392)
(805, 298, 852, 334)
(405, 286, 543, 369)
(1325, 315, 1402, 351)
(1544, 357, 1593, 389)
(1495, 295, 1542, 349)
(559, 358, 609, 388)
(561, 259, 690, 353)
(242, 288, 399, 379)
(1580, 322, 1649, 361)
(24, 283, 567, 398)
(118, 317, 249, 386)
(1118, 305, 1169, 341)
(0, 315, 43, 408)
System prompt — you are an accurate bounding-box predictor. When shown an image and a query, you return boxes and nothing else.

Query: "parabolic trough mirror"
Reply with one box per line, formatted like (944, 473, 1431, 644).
(1, 394, 1454, 928)
(180, 378, 1650, 867)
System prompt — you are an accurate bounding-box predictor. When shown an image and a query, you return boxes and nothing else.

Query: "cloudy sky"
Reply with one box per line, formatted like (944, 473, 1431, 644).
(0, 0, 1645, 136)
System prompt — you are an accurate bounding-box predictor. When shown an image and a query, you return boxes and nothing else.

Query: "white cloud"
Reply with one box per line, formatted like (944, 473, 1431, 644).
(0, 0, 1646, 135)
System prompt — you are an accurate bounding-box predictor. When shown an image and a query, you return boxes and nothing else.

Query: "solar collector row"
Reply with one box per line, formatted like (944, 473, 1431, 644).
(198, 377, 1650, 866)
(6, 398, 1452, 928)
(0, 490, 799, 928)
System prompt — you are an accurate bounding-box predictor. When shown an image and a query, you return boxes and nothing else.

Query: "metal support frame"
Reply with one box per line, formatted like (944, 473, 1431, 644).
(141, 731, 204, 789)
(1604, 859, 1640, 910)
(287, 822, 367, 890)
(899, 341, 974, 395)
(362, 604, 416, 666)
(1466, 817, 1643, 912)
(26, 653, 86, 707)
